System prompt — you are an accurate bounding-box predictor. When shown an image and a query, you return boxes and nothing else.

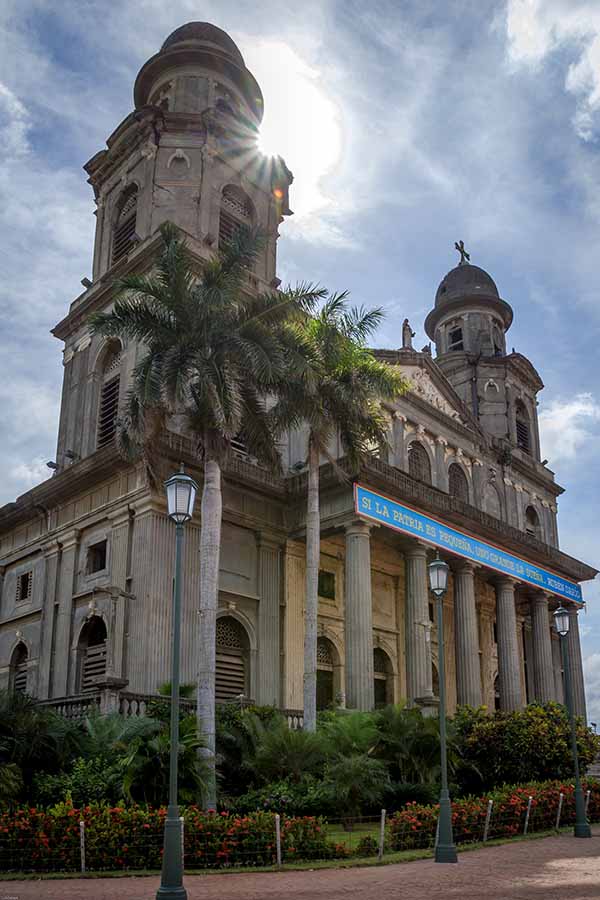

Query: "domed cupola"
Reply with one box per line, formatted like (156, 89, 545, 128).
(133, 20, 264, 122)
(425, 242, 513, 358)
(434, 263, 499, 307)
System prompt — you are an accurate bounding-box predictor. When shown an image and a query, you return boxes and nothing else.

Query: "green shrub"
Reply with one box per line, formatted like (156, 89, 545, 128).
(453, 703, 600, 793)
(33, 757, 123, 807)
(229, 775, 328, 816)
(355, 834, 378, 857)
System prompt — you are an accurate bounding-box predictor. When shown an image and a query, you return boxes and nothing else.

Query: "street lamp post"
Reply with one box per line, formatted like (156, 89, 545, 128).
(553, 605, 592, 839)
(428, 553, 457, 864)
(157, 467, 198, 900)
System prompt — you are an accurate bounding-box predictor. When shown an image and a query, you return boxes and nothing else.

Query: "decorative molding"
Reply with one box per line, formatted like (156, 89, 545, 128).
(167, 148, 191, 169)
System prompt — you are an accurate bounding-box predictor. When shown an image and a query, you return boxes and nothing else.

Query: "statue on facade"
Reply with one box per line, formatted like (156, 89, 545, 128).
(402, 318, 415, 349)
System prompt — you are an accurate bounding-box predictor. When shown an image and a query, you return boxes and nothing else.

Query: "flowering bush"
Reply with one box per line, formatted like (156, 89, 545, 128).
(0, 801, 343, 872)
(388, 779, 600, 851)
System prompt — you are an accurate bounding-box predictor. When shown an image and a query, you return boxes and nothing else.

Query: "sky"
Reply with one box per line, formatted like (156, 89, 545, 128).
(1, 0, 600, 720)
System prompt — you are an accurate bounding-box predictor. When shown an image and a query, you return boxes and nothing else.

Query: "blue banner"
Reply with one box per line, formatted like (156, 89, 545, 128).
(355, 484, 582, 604)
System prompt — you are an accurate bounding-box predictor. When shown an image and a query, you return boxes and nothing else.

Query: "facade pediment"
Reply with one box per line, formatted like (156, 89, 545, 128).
(399, 363, 465, 423)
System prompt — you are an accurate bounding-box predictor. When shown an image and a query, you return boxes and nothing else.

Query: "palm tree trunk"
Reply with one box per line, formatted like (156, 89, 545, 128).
(197, 456, 222, 810)
(303, 440, 320, 732)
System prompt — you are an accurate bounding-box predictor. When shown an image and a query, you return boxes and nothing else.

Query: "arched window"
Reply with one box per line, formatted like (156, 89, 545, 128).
(216, 616, 249, 702)
(77, 616, 107, 692)
(448, 322, 464, 352)
(515, 400, 531, 454)
(373, 647, 393, 708)
(112, 185, 138, 265)
(525, 506, 541, 539)
(484, 483, 502, 519)
(317, 637, 336, 710)
(97, 342, 121, 448)
(10, 643, 28, 694)
(448, 463, 469, 502)
(408, 441, 431, 484)
(219, 186, 253, 249)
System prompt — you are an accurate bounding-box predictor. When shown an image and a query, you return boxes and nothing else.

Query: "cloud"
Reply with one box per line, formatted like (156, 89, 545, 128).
(583, 652, 600, 726)
(10, 458, 53, 491)
(538, 393, 600, 464)
(0, 82, 29, 156)
(506, 0, 600, 140)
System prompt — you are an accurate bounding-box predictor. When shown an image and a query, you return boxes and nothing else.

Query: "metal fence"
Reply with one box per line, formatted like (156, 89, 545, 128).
(0, 791, 596, 874)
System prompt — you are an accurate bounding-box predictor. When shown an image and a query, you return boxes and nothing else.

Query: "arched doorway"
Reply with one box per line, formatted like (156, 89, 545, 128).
(77, 616, 107, 692)
(432, 662, 440, 698)
(216, 616, 250, 702)
(316, 637, 336, 710)
(373, 647, 393, 707)
(10, 643, 28, 694)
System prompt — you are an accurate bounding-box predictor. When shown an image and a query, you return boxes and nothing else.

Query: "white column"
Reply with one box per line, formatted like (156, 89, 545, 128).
(530, 594, 555, 702)
(344, 521, 374, 710)
(405, 543, 433, 703)
(453, 562, 482, 707)
(495, 577, 523, 711)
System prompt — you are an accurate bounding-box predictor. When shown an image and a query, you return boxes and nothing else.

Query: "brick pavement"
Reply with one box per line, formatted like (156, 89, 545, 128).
(3, 831, 600, 900)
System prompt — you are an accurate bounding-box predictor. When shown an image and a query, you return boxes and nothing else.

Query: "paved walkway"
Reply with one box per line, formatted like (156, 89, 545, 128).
(4, 831, 600, 900)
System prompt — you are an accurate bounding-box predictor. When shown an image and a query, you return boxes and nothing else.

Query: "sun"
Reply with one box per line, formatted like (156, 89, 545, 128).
(243, 39, 342, 218)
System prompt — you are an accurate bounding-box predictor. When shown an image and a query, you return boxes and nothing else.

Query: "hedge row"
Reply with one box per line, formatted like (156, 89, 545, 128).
(389, 780, 600, 850)
(1, 779, 598, 872)
(0, 804, 346, 872)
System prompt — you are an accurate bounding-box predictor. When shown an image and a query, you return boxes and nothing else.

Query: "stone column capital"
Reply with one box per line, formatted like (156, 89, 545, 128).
(345, 519, 373, 538)
(404, 540, 429, 560)
(530, 592, 550, 609)
(494, 575, 517, 591)
(452, 559, 476, 576)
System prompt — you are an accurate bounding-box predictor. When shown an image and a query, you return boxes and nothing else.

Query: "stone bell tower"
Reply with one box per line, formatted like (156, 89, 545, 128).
(53, 23, 293, 471)
(85, 22, 292, 286)
(424, 243, 544, 463)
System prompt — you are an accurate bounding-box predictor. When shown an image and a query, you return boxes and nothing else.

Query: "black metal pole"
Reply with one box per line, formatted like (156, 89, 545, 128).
(435, 590, 457, 863)
(157, 521, 187, 899)
(560, 633, 591, 839)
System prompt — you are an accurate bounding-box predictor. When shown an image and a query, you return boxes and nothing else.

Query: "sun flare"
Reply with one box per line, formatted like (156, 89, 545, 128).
(243, 39, 342, 218)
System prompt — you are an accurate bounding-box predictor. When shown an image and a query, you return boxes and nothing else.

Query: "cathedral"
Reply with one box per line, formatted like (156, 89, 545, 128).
(0, 23, 595, 722)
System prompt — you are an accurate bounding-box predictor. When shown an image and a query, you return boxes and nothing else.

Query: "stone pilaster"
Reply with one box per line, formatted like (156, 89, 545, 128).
(391, 413, 406, 470)
(435, 437, 448, 492)
(567, 606, 587, 720)
(495, 577, 523, 711)
(51, 530, 80, 698)
(472, 459, 485, 508)
(404, 542, 433, 704)
(282, 541, 305, 711)
(453, 562, 482, 707)
(530, 594, 555, 702)
(344, 521, 374, 710)
(37, 541, 61, 699)
(257, 536, 281, 706)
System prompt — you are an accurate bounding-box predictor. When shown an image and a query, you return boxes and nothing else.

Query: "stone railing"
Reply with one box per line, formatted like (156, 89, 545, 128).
(38, 693, 102, 718)
(41, 690, 304, 729)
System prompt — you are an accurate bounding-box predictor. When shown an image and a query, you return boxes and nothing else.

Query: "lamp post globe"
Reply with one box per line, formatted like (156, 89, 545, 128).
(157, 466, 198, 900)
(165, 467, 198, 524)
(553, 604, 591, 839)
(428, 553, 457, 864)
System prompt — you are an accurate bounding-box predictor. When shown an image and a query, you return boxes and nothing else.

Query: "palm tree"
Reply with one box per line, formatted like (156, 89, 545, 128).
(91, 222, 323, 808)
(275, 296, 407, 730)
